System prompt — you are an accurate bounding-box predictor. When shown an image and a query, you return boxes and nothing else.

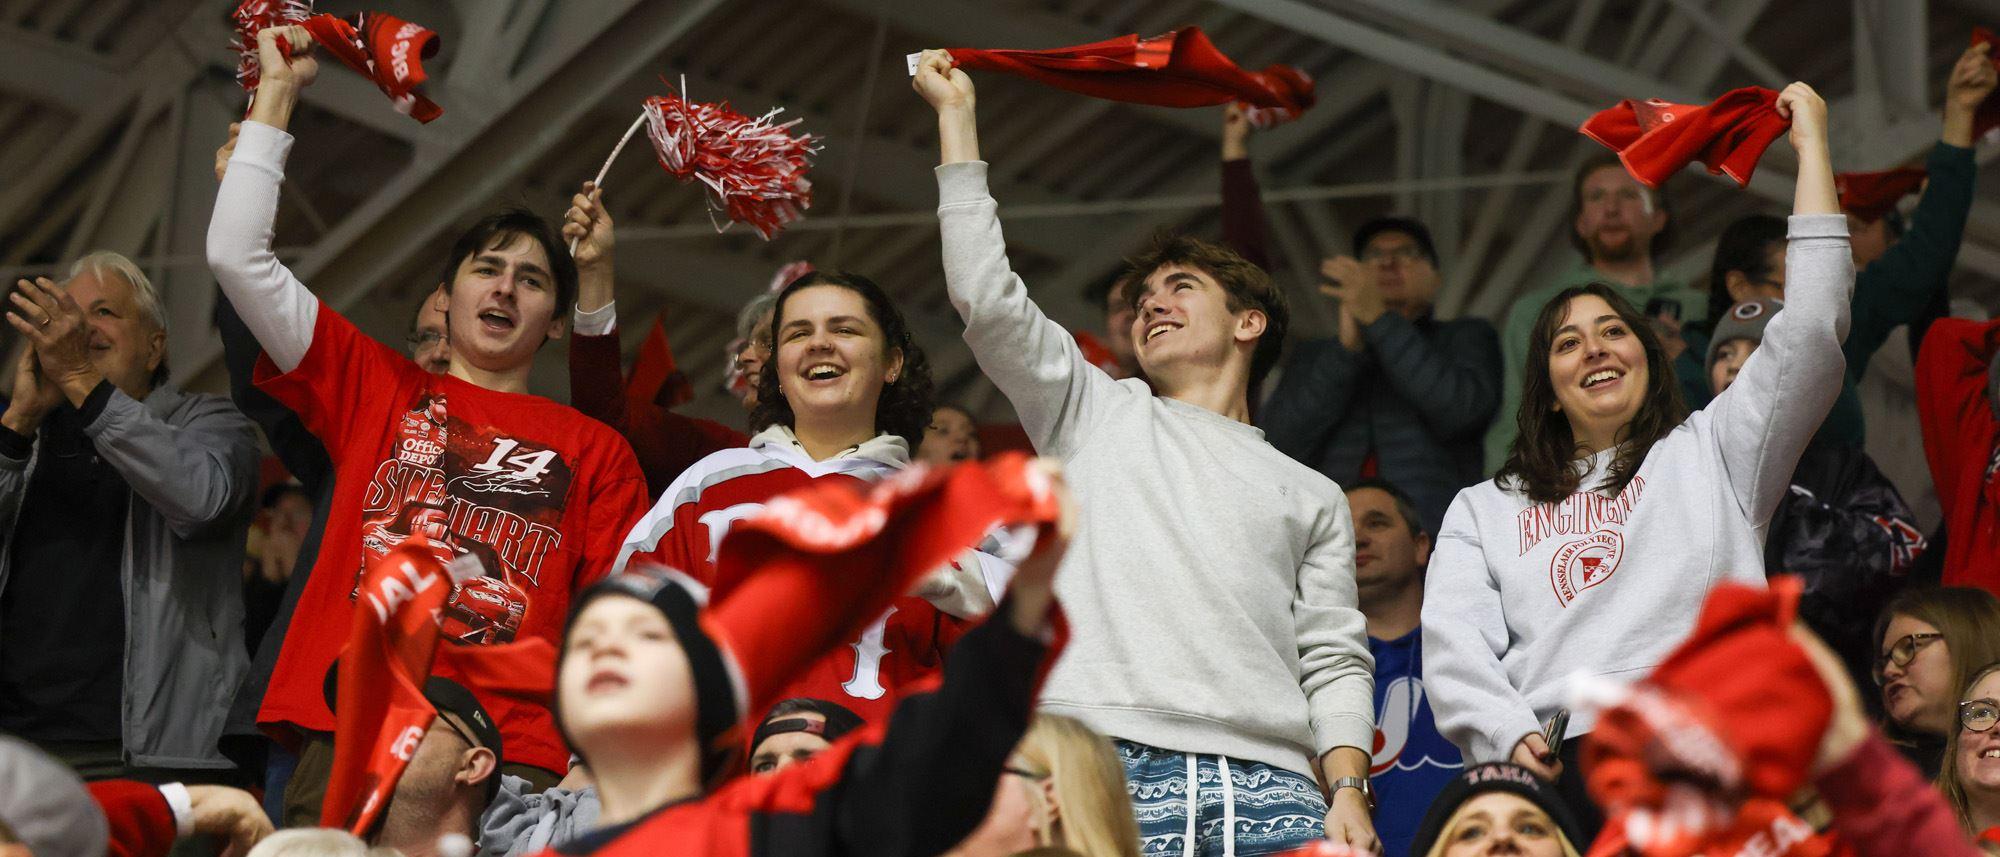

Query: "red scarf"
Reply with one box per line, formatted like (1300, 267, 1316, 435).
(1836, 167, 1926, 223)
(941, 27, 1314, 115)
(1580, 87, 1789, 188)
(232, 2, 443, 123)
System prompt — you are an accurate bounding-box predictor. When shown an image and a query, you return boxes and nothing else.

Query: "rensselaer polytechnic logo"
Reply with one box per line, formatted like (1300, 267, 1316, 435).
(1550, 530, 1623, 607)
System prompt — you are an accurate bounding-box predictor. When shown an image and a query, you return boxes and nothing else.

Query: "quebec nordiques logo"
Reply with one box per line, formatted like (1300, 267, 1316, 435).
(1550, 530, 1624, 607)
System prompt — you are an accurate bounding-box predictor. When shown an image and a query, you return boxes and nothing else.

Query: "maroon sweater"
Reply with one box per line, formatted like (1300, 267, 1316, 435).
(568, 331, 747, 498)
(1815, 730, 1982, 856)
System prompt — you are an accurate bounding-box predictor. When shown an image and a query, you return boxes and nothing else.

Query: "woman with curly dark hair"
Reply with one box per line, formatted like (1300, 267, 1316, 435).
(1421, 82, 1853, 841)
(617, 270, 1006, 730)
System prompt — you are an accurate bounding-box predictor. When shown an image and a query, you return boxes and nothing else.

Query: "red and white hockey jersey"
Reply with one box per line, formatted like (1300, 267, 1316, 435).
(616, 426, 1009, 725)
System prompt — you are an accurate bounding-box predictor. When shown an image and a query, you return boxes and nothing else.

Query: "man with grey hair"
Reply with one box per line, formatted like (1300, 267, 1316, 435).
(0, 253, 260, 782)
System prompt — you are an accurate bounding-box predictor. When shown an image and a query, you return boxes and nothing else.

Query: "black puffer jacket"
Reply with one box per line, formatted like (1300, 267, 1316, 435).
(1767, 442, 1927, 690)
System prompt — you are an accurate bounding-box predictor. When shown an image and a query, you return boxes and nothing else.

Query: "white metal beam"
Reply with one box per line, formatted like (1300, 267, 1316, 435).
(1442, 0, 1606, 317)
(1315, 0, 1706, 106)
(1851, 0, 1930, 128)
(1657, 0, 1786, 88)
(1209, 0, 1598, 128)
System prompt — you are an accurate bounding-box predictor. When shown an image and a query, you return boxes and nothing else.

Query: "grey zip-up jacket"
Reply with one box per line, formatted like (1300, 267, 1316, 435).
(0, 383, 260, 768)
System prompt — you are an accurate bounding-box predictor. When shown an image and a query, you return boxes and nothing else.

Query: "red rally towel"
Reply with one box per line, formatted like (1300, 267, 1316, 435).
(1579, 87, 1788, 188)
(1836, 167, 1927, 223)
(1579, 577, 1838, 857)
(703, 453, 1065, 726)
(233, 1, 443, 123)
(320, 546, 555, 833)
(940, 27, 1315, 114)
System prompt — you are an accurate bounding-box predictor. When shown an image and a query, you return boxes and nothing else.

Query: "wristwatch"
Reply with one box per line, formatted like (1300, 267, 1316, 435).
(1331, 776, 1376, 811)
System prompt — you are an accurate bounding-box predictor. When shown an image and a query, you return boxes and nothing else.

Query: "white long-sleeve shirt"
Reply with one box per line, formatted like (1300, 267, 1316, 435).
(936, 160, 1373, 776)
(1421, 214, 1855, 763)
(205, 121, 317, 372)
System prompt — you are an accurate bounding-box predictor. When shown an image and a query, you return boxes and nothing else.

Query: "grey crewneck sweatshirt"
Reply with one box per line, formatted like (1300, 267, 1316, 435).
(936, 161, 1373, 776)
(1421, 214, 1855, 763)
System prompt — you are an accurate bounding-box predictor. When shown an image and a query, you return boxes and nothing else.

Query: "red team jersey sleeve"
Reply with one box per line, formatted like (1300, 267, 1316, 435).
(253, 304, 649, 772)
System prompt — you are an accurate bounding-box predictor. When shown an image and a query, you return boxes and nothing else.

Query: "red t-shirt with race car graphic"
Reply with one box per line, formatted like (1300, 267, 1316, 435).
(254, 304, 648, 773)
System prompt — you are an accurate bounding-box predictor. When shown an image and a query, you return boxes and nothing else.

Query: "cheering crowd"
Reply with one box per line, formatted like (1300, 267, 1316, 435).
(6, 14, 2000, 857)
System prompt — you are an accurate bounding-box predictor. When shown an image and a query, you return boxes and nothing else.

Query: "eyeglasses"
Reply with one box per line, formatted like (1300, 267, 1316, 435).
(436, 711, 482, 750)
(1962, 699, 1999, 733)
(1360, 245, 1427, 265)
(1874, 632, 1943, 685)
(406, 330, 447, 350)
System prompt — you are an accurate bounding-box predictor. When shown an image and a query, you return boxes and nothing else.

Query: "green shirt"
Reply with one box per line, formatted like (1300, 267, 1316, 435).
(1481, 264, 1706, 475)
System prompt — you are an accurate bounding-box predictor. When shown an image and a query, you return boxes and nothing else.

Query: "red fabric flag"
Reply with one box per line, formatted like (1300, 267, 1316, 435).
(942, 27, 1315, 114)
(1836, 166, 1927, 223)
(1579, 87, 1789, 188)
(1580, 577, 1838, 857)
(320, 543, 462, 833)
(628, 312, 694, 410)
(704, 453, 1064, 724)
(1974, 28, 2000, 139)
(232, 1, 443, 123)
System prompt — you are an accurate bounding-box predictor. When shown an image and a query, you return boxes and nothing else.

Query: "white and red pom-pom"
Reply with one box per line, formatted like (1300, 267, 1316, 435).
(640, 87, 822, 240)
(231, 0, 312, 91)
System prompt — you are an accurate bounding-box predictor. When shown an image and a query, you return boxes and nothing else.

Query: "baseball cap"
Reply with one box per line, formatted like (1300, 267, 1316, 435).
(0, 735, 109, 857)
(322, 666, 506, 804)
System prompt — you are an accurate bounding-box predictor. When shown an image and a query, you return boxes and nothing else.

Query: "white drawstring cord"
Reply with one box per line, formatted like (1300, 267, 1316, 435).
(1219, 755, 1237, 857)
(1184, 752, 1199, 857)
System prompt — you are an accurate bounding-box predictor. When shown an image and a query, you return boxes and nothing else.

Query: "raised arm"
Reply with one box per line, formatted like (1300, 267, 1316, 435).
(915, 50, 1120, 456)
(1846, 45, 1991, 370)
(204, 26, 322, 372)
(1707, 83, 1852, 525)
(1220, 104, 1272, 271)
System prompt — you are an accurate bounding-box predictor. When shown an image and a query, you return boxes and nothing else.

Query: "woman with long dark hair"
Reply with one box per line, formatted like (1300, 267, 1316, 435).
(1421, 82, 1851, 837)
(616, 270, 1002, 729)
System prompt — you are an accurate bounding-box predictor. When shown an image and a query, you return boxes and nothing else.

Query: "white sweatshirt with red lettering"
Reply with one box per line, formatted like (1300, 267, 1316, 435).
(1421, 214, 1854, 763)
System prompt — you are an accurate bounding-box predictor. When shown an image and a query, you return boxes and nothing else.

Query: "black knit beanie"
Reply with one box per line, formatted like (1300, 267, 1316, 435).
(556, 567, 743, 785)
(1409, 763, 1584, 855)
